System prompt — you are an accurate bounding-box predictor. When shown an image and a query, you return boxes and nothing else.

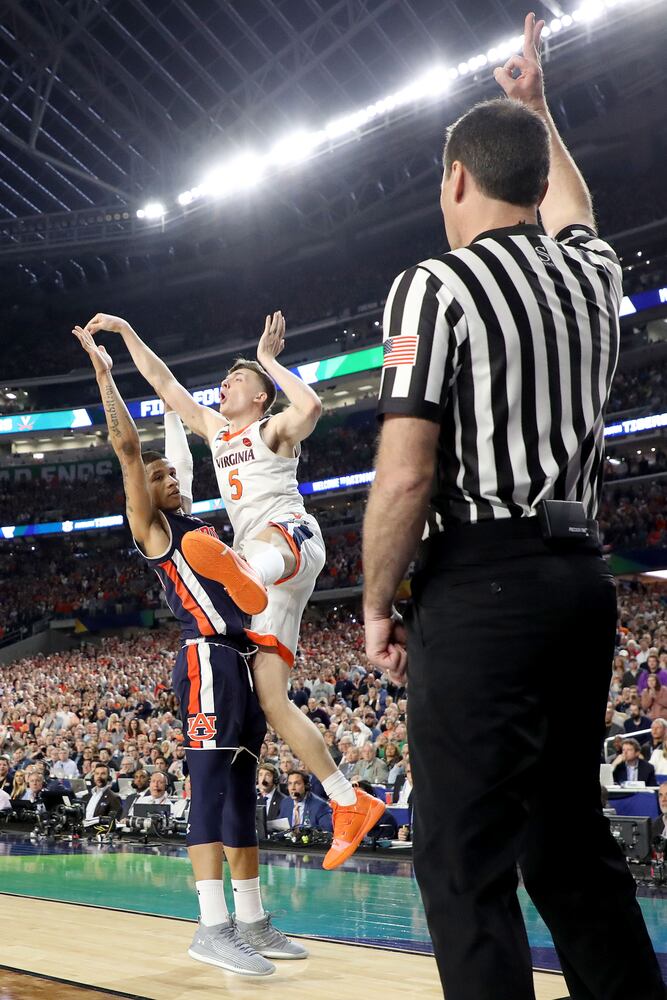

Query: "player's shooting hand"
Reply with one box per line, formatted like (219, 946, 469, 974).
(72, 326, 114, 376)
(83, 313, 130, 337)
(257, 311, 286, 366)
(493, 12, 545, 108)
(364, 612, 408, 687)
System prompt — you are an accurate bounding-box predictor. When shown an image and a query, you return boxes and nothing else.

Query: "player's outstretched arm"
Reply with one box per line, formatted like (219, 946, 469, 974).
(494, 12, 595, 236)
(163, 399, 193, 515)
(83, 313, 224, 443)
(72, 326, 167, 552)
(258, 311, 322, 449)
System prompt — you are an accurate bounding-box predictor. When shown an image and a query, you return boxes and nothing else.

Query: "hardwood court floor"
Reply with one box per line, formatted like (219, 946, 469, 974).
(0, 896, 568, 1000)
(0, 969, 118, 999)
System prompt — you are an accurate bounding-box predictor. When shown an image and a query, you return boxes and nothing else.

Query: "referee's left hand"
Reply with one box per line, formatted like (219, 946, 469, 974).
(364, 613, 408, 686)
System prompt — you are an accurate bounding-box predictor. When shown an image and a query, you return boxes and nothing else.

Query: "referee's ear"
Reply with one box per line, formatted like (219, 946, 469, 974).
(449, 160, 467, 204)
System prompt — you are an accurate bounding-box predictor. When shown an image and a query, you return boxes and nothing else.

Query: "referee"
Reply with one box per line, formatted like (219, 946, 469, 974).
(363, 13, 664, 1000)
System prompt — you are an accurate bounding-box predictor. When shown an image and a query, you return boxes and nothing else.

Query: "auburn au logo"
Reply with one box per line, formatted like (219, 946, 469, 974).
(187, 712, 218, 741)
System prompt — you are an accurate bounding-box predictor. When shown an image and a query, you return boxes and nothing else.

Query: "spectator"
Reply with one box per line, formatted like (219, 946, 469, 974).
(622, 658, 645, 688)
(120, 769, 151, 819)
(83, 764, 122, 821)
(0, 757, 12, 795)
(305, 698, 330, 728)
(637, 654, 667, 693)
(612, 738, 658, 786)
(623, 704, 652, 744)
(171, 775, 191, 821)
(51, 746, 79, 780)
(393, 761, 414, 806)
(12, 770, 45, 807)
(338, 745, 360, 781)
(351, 742, 389, 784)
(256, 763, 286, 822)
(277, 771, 332, 832)
(641, 677, 667, 721)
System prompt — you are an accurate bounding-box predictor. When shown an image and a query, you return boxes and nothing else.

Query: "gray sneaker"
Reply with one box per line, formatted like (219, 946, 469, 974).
(188, 919, 275, 976)
(234, 912, 309, 960)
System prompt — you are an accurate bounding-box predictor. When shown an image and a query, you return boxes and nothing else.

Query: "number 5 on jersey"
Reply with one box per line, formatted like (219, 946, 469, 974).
(228, 468, 243, 501)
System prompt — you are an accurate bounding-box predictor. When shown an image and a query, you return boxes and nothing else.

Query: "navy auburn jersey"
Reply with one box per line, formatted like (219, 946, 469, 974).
(134, 510, 247, 641)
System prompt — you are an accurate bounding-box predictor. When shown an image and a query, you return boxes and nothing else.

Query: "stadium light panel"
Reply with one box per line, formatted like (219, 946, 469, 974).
(98, 0, 667, 225)
(137, 202, 165, 220)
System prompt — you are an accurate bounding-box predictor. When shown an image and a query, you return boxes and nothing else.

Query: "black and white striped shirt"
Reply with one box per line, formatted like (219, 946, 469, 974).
(377, 223, 623, 528)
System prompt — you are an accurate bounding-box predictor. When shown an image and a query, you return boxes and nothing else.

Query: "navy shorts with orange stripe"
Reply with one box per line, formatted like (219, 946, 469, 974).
(172, 640, 266, 753)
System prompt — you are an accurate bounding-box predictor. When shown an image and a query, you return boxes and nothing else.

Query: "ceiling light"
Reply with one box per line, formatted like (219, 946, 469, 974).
(137, 202, 165, 220)
(5, 392, 16, 399)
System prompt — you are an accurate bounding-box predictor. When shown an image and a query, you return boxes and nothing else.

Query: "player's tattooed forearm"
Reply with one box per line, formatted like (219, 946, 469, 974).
(102, 376, 121, 439)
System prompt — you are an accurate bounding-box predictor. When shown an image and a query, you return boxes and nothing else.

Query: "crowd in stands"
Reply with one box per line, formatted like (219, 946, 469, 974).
(0, 614, 411, 838)
(1, 583, 666, 835)
(605, 583, 667, 783)
(599, 480, 667, 550)
(0, 540, 160, 639)
(607, 359, 667, 415)
(605, 449, 667, 483)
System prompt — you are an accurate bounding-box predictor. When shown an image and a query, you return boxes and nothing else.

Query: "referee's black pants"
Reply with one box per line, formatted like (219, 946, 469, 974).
(407, 521, 664, 1000)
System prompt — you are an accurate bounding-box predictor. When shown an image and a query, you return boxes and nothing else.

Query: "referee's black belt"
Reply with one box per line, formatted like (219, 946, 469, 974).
(420, 513, 601, 568)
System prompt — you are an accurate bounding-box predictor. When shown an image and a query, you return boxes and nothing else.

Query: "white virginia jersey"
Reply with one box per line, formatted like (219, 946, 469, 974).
(211, 417, 308, 549)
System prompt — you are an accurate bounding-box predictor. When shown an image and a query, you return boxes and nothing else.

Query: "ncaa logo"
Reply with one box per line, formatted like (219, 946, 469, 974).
(242, 437, 252, 447)
(187, 713, 217, 741)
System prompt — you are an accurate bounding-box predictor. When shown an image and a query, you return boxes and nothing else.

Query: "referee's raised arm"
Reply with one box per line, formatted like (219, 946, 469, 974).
(362, 12, 664, 1000)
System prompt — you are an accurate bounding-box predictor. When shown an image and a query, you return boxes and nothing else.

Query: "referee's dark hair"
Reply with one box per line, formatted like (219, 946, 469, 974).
(443, 98, 550, 207)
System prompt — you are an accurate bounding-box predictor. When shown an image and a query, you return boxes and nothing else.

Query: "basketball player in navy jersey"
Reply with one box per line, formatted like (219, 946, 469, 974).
(72, 326, 307, 975)
(81, 310, 385, 870)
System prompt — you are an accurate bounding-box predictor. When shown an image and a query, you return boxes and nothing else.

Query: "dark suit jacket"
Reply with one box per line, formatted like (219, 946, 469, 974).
(82, 787, 122, 819)
(258, 788, 286, 821)
(392, 773, 414, 806)
(121, 791, 141, 819)
(652, 815, 667, 839)
(613, 759, 657, 787)
(278, 792, 333, 832)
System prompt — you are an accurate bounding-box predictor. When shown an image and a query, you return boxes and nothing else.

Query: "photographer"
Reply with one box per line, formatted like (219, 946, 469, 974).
(83, 764, 122, 821)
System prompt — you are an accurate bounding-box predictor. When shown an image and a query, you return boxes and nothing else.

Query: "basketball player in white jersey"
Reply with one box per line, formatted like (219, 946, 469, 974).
(83, 310, 384, 870)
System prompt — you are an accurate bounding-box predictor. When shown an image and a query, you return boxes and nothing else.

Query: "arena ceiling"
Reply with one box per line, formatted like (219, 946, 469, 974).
(0, 0, 666, 264)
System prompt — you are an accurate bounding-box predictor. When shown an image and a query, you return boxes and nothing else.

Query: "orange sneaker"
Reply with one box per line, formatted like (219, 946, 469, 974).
(181, 531, 268, 616)
(322, 789, 386, 871)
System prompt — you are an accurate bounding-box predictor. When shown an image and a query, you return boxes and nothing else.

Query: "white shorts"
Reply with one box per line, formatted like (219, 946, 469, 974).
(239, 513, 326, 668)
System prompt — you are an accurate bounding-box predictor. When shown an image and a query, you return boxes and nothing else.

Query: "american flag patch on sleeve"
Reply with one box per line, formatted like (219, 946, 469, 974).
(382, 334, 419, 368)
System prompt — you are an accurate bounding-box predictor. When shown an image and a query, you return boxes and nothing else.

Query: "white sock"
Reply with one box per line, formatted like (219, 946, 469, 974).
(243, 540, 286, 586)
(231, 876, 265, 924)
(195, 879, 228, 927)
(323, 770, 356, 807)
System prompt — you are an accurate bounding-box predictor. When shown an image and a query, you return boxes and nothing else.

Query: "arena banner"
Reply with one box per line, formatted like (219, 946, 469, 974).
(0, 456, 115, 485)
